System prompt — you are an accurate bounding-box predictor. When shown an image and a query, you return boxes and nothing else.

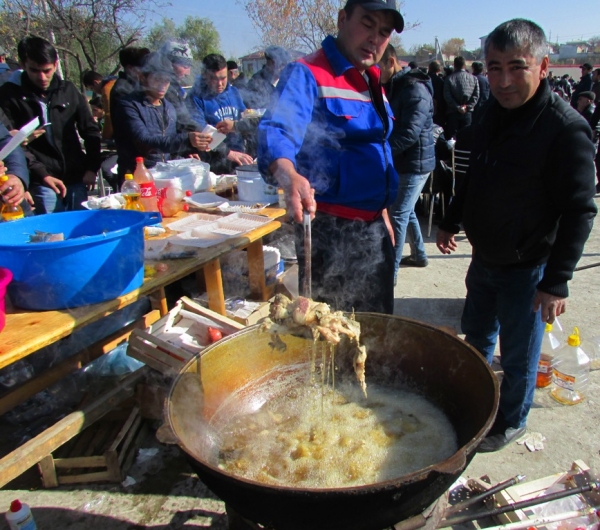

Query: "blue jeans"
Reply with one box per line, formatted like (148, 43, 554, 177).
(389, 172, 429, 277)
(31, 182, 88, 214)
(461, 254, 546, 429)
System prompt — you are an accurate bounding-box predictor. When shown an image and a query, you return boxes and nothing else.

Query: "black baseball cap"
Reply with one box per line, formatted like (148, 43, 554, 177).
(344, 0, 404, 33)
(581, 62, 593, 70)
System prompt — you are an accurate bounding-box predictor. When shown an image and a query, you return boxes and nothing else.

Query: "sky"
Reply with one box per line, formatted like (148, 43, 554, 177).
(149, 0, 600, 59)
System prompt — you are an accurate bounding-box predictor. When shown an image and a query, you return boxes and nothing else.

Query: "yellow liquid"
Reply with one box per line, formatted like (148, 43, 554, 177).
(123, 193, 144, 211)
(1, 205, 24, 221)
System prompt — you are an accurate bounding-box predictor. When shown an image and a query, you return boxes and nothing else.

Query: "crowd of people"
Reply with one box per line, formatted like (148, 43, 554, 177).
(0, 2, 599, 455)
(0, 37, 292, 214)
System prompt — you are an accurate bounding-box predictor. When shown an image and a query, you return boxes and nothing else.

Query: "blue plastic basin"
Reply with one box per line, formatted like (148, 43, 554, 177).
(0, 210, 161, 310)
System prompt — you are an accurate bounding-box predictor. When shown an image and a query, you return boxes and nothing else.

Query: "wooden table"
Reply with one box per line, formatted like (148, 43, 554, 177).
(0, 207, 286, 414)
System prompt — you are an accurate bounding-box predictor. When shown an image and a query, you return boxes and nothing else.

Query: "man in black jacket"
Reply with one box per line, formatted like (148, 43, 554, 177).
(437, 19, 597, 452)
(0, 37, 101, 213)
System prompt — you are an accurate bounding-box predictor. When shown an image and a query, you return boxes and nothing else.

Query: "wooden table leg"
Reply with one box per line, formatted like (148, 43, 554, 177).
(247, 240, 268, 301)
(150, 287, 169, 316)
(204, 259, 226, 315)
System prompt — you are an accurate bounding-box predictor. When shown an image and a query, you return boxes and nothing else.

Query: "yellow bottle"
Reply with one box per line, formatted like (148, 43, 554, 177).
(121, 173, 144, 212)
(0, 175, 24, 221)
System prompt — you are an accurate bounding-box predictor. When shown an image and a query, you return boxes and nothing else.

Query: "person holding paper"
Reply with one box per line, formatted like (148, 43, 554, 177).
(0, 37, 102, 213)
(112, 52, 212, 176)
(0, 121, 29, 210)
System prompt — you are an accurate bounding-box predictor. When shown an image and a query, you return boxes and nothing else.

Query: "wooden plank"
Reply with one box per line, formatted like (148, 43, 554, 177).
(121, 421, 148, 475)
(204, 259, 226, 315)
(109, 407, 139, 452)
(0, 366, 149, 488)
(38, 455, 58, 488)
(58, 471, 113, 485)
(117, 414, 143, 467)
(53, 456, 107, 469)
(127, 330, 189, 374)
(105, 449, 122, 482)
(0, 310, 161, 416)
(180, 297, 245, 332)
(149, 287, 169, 316)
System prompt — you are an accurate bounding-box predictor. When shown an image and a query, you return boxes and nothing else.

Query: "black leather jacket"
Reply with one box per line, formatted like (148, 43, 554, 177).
(441, 79, 597, 298)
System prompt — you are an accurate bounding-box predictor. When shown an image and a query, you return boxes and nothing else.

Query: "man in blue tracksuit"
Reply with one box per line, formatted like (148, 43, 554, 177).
(258, 0, 404, 314)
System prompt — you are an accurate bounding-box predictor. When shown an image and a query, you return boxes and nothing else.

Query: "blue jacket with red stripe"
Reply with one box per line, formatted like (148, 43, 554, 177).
(258, 36, 398, 215)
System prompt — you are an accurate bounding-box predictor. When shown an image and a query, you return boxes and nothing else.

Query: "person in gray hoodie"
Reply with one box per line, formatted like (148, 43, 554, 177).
(379, 43, 435, 280)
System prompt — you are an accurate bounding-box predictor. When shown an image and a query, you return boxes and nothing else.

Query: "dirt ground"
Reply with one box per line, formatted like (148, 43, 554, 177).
(1, 194, 599, 529)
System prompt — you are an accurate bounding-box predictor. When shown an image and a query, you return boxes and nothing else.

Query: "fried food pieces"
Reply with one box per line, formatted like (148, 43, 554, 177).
(261, 295, 368, 396)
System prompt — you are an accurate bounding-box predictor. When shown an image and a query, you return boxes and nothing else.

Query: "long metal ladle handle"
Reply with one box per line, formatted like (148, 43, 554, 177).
(303, 210, 311, 299)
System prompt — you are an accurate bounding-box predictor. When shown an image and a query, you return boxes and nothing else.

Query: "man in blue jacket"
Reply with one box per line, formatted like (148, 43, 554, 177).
(379, 43, 435, 279)
(188, 54, 253, 167)
(258, 0, 404, 314)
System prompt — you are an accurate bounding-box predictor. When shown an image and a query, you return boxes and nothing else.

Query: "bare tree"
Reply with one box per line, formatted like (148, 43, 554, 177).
(0, 0, 164, 83)
(241, 0, 417, 53)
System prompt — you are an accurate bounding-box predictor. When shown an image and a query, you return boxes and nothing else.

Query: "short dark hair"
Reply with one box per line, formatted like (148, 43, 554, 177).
(202, 53, 227, 72)
(471, 61, 484, 74)
(428, 60, 442, 74)
(82, 70, 103, 87)
(484, 18, 547, 62)
(226, 60, 238, 71)
(119, 46, 150, 69)
(380, 43, 396, 64)
(408, 61, 417, 69)
(453, 56, 466, 70)
(141, 52, 174, 78)
(18, 36, 58, 65)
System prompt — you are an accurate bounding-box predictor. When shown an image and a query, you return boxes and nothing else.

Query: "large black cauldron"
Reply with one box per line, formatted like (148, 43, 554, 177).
(167, 313, 499, 530)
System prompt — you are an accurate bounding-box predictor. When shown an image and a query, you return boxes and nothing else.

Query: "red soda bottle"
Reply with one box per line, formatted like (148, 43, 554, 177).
(133, 157, 159, 212)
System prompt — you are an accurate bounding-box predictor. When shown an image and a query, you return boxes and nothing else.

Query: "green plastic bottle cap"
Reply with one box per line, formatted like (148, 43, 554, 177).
(545, 323, 553, 332)
(567, 327, 581, 347)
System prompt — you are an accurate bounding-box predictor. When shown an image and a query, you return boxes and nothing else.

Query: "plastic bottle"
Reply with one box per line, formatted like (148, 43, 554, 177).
(0, 176, 24, 222)
(133, 157, 159, 212)
(536, 323, 562, 388)
(550, 327, 590, 405)
(121, 173, 144, 211)
(5, 499, 37, 530)
(159, 186, 191, 217)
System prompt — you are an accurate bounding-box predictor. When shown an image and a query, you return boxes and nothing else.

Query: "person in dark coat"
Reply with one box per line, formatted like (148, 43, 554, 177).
(0, 37, 101, 214)
(428, 60, 446, 128)
(471, 61, 490, 114)
(437, 19, 597, 452)
(243, 46, 291, 109)
(570, 62, 593, 108)
(379, 44, 435, 279)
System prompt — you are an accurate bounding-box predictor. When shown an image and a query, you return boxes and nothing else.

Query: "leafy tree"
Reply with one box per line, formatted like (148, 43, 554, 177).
(441, 38, 465, 61)
(145, 16, 221, 61)
(408, 43, 434, 56)
(241, 0, 417, 53)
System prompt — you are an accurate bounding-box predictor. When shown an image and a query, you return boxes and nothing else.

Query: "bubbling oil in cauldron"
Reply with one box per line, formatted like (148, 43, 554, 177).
(211, 341, 459, 489)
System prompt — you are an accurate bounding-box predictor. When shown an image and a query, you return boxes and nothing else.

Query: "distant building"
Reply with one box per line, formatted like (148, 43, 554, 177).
(239, 49, 305, 77)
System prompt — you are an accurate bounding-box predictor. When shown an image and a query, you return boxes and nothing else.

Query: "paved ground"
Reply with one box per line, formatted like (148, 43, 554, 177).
(1, 194, 599, 529)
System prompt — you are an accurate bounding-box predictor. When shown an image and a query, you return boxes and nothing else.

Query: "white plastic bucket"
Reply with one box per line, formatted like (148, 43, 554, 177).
(236, 165, 278, 204)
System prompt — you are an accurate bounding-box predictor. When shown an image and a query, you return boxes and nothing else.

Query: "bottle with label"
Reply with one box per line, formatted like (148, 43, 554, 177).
(0, 176, 24, 222)
(536, 323, 562, 388)
(133, 157, 159, 212)
(121, 173, 144, 211)
(5, 499, 37, 530)
(550, 327, 590, 405)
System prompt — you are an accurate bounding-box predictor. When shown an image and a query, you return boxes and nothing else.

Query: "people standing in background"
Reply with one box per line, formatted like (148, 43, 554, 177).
(443, 55, 479, 138)
(187, 53, 253, 167)
(591, 68, 600, 104)
(428, 60, 446, 129)
(437, 18, 597, 452)
(0, 37, 101, 214)
(82, 70, 116, 142)
(571, 62, 593, 108)
(471, 60, 490, 114)
(160, 40, 194, 126)
(576, 91, 597, 128)
(244, 46, 291, 109)
(379, 43, 435, 279)
(258, 0, 404, 314)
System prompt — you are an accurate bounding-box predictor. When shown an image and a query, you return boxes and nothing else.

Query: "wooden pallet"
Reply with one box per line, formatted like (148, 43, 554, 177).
(37, 405, 147, 487)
